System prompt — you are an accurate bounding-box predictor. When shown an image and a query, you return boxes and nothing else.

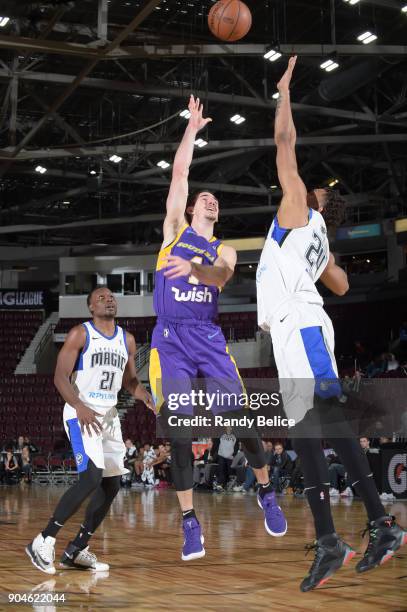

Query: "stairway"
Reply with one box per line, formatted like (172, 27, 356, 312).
(15, 312, 59, 374)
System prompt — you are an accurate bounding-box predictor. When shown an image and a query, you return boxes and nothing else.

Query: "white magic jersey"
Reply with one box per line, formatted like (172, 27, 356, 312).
(256, 208, 330, 331)
(71, 321, 129, 411)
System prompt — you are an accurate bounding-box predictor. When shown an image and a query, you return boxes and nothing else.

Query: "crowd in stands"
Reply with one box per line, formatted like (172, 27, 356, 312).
(0, 436, 37, 485)
(1, 430, 403, 504)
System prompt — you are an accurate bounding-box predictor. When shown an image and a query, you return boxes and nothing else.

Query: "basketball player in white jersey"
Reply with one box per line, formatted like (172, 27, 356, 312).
(257, 56, 406, 591)
(26, 287, 153, 575)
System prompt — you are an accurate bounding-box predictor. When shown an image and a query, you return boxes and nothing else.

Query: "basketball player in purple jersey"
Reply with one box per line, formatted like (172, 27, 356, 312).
(149, 95, 287, 561)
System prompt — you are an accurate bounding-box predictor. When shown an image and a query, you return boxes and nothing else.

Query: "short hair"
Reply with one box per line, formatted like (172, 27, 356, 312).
(185, 191, 217, 225)
(307, 188, 346, 230)
(322, 189, 346, 230)
(86, 285, 109, 307)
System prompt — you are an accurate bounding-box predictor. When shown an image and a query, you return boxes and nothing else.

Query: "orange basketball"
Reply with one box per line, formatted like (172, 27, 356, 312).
(208, 0, 252, 42)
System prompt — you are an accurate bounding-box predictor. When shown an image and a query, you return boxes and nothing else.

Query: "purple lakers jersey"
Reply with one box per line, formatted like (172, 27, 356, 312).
(154, 223, 224, 321)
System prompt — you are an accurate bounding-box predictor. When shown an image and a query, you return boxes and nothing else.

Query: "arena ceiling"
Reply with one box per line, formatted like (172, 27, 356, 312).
(0, 0, 406, 246)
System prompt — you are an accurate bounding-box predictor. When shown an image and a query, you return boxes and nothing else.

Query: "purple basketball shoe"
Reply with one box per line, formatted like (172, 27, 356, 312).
(257, 490, 287, 537)
(182, 517, 205, 561)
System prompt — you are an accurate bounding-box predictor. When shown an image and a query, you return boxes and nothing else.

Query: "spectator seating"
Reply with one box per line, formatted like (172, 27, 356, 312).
(0, 310, 43, 373)
(121, 400, 156, 444)
(54, 312, 259, 343)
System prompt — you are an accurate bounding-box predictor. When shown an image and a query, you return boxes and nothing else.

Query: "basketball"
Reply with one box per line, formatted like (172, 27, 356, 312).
(208, 0, 252, 42)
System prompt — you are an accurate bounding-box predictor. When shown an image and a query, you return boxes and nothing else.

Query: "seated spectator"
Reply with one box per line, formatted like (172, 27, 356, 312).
(269, 442, 293, 493)
(122, 439, 138, 486)
(240, 440, 270, 493)
(360, 436, 371, 453)
(4, 447, 20, 485)
(212, 429, 238, 491)
(14, 436, 26, 455)
(132, 445, 148, 483)
(193, 440, 217, 487)
(20, 446, 33, 484)
(24, 436, 38, 454)
(230, 443, 247, 490)
(141, 444, 157, 487)
(326, 451, 345, 496)
(151, 443, 171, 483)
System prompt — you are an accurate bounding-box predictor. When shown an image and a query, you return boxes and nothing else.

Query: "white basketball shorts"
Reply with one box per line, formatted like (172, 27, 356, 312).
(269, 300, 341, 425)
(63, 403, 128, 477)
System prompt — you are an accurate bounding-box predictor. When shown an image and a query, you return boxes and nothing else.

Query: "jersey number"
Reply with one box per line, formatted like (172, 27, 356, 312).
(188, 256, 203, 285)
(100, 371, 115, 391)
(305, 231, 326, 273)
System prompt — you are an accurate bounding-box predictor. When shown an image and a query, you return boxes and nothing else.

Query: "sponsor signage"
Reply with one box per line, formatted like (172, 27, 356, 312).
(336, 223, 381, 240)
(0, 289, 44, 309)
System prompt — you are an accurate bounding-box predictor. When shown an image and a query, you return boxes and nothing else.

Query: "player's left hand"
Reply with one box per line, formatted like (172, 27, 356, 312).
(163, 255, 192, 279)
(134, 383, 155, 413)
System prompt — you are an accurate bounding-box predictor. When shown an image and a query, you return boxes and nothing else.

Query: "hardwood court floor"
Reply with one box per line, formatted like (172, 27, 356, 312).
(0, 485, 406, 612)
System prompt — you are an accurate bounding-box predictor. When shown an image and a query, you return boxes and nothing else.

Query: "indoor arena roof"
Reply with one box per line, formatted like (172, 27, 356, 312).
(0, 0, 406, 246)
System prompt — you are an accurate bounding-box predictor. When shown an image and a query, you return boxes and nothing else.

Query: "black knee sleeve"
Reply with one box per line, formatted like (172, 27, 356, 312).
(170, 438, 193, 492)
(53, 460, 103, 525)
(101, 475, 121, 501)
(78, 459, 104, 490)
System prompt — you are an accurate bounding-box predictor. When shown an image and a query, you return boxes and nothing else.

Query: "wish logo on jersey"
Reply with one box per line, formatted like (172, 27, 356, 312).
(171, 286, 213, 303)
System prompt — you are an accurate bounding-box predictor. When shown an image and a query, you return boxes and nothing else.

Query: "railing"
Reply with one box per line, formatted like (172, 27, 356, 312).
(135, 343, 151, 371)
(34, 323, 56, 365)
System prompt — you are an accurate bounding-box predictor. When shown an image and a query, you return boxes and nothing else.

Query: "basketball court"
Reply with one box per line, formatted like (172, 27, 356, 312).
(0, 0, 407, 610)
(1, 486, 406, 611)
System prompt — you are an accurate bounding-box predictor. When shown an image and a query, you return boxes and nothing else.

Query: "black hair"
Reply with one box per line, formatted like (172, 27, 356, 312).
(323, 189, 347, 229)
(307, 188, 346, 230)
(185, 191, 217, 225)
(86, 285, 109, 307)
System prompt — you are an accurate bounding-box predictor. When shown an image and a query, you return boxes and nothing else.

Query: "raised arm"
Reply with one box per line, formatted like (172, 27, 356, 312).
(163, 245, 237, 288)
(320, 253, 349, 296)
(274, 56, 308, 228)
(163, 95, 212, 246)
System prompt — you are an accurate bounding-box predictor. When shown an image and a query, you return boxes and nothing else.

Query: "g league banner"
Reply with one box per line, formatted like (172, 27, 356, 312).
(382, 449, 407, 499)
(0, 289, 44, 309)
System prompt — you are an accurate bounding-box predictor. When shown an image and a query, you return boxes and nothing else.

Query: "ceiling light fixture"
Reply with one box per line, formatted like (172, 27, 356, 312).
(109, 154, 122, 163)
(230, 114, 246, 125)
(272, 92, 280, 100)
(157, 160, 170, 169)
(343, 0, 360, 5)
(357, 31, 377, 44)
(328, 178, 339, 187)
(195, 138, 208, 148)
(402, 4, 407, 12)
(320, 59, 339, 72)
(35, 165, 47, 174)
(179, 109, 191, 119)
(0, 17, 10, 27)
(264, 48, 282, 62)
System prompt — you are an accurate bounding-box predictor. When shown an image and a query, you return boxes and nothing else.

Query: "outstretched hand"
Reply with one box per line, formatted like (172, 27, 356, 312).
(277, 56, 297, 93)
(188, 95, 212, 132)
(163, 254, 192, 279)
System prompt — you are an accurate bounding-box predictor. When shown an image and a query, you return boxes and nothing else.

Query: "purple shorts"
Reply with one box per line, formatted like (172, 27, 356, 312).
(149, 318, 244, 416)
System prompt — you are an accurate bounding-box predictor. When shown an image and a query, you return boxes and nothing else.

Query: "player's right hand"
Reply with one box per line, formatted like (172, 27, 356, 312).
(188, 95, 212, 132)
(74, 402, 103, 437)
(277, 55, 297, 92)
